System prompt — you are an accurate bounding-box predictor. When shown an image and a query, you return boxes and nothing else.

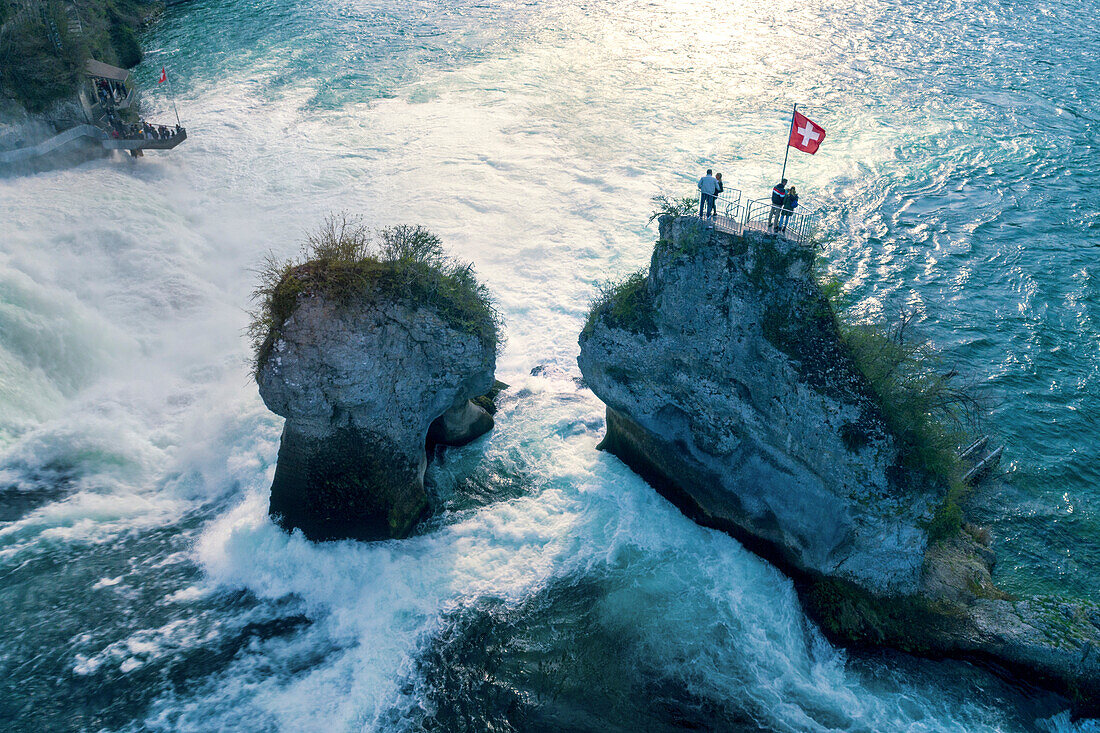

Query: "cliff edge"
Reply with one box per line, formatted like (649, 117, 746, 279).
(578, 215, 1100, 710)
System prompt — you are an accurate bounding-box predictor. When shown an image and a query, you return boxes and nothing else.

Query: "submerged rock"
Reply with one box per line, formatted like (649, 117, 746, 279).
(578, 215, 1100, 709)
(254, 224, 500, 541)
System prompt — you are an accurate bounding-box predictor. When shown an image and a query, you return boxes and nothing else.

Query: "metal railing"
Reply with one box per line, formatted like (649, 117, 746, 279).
(742, 197, 818, 247)
(687, 185, 819, 246)
(716, 188, 743, 223)
(696, 187, 742, 227)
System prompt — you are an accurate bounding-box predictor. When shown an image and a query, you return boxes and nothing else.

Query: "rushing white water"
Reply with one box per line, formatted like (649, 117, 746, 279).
(1, 0, 1098, 729)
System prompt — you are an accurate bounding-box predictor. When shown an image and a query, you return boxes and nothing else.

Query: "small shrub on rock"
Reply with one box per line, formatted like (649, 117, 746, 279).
(647, 194, 698, 224)
(250, 214, 502, 377)
(583, 269, 658, 339)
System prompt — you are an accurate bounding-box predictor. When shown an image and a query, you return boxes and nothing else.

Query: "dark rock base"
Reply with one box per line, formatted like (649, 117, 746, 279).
(428, 400, 494, 448)
(269, 424, 428, 542)
(598, 406, 1100, 714)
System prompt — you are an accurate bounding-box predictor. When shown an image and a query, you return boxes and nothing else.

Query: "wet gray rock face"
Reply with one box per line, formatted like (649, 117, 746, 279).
(579, 215, 931, 595)
(258, 293, 495, 541)
(578, 215, 1100, 710)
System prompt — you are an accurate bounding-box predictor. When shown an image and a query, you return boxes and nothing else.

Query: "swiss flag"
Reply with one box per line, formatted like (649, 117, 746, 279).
(788, 111, 825, 154)
(158, 67, 167, 84)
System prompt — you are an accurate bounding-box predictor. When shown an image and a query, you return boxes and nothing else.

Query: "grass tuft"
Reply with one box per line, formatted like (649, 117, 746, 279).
(647, 194, 698, 224)
(249, 214, 502, 379)
(582, 269, 657, 339)
(837, 310, 980, 483)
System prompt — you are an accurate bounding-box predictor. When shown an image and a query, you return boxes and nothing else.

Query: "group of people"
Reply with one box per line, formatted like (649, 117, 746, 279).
(92, 76, 182, 143)
(133, 121, 180, 141)
(696, 171, 801, 233)
(767, 178, 799, 232)
(94, 78, 127, 106)
(104, 116, 182, 141)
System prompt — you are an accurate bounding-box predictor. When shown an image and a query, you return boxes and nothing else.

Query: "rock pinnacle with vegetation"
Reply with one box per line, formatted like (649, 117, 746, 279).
(251, 216, 502, 542)
(578, 213, 1100, 710)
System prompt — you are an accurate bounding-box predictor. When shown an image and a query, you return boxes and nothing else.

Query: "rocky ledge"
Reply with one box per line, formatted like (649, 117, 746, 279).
(578, 215, 1100, 710)
(254, 223, 501, 541)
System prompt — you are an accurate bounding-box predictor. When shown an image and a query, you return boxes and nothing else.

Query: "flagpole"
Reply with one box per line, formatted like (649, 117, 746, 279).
(165, 69, 181, 127)
(780, 103, 796, 183)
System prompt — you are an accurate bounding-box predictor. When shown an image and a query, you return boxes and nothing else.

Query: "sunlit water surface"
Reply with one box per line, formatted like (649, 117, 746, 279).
(0, 0, 1098, 730)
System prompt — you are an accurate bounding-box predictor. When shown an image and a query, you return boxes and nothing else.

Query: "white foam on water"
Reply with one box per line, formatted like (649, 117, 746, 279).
(1040, 712, 1100, 733)
(0, 0, 1095, 729)
(141, 380, 1029, 731)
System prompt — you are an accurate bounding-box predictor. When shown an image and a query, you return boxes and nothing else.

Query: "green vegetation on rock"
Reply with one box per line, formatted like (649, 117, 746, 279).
(834, 311, 978, 481)
(821, 282, 984, 540)
(646, 193, 697, 224)
(926, 498, 964, 540)
(0, 0, 155, 113)
(108, 15, 143, 68)
(582, 269, 657, 339)
(249, 214, 503, 378)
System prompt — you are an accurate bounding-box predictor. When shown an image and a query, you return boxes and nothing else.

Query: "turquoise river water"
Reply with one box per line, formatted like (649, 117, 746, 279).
(0, 0, 1098, 730)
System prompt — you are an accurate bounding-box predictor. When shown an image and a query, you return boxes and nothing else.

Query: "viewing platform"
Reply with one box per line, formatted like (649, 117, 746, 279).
(0, 58, 187, 170)
(0, 124, 188, 167)
(695, 187, 819, 247)
(103, 125, 187, 155)
(102, 129, 187, 151)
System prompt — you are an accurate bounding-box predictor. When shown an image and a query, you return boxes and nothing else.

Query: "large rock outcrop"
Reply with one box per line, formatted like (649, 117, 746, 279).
(258, 284, 496, 542)
(578, 215, 1100, 710)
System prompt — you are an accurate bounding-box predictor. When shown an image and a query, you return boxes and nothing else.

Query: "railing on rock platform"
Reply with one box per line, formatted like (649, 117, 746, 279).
(690, 187, 819, 247)
(102, 126, 187, 151)
(741, 197, 818, 247)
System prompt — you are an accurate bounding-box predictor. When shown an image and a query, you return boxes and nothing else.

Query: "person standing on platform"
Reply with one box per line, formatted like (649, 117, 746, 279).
(768, 178, 788, 231)
(698, 169, 719, 224)
(779, 186, 798, 232)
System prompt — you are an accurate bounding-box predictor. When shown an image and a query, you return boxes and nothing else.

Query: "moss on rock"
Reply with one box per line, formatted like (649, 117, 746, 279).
(805, 577, 967, 653)
(471, 380, 509, 416)
(250, 215, 502, 379)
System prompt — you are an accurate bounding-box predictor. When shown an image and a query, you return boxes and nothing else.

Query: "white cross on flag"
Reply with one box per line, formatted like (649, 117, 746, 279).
(788, 111, 825, 154)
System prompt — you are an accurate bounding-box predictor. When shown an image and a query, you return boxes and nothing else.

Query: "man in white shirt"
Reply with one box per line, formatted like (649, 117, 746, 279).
(698, 169, 719, 222)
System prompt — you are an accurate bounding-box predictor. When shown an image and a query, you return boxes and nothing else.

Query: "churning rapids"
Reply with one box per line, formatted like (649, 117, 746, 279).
(1, 0, 1098, 730)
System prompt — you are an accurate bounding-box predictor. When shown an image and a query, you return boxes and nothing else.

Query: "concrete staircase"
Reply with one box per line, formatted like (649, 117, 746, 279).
(0, 124, 106, 166)
(65, 4, 82, 37)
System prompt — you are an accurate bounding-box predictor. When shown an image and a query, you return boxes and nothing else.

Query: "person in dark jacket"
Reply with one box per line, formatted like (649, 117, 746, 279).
(768, 179, 787, 231)
(704, 172, 724, 222)
(779, 186, 798, 232)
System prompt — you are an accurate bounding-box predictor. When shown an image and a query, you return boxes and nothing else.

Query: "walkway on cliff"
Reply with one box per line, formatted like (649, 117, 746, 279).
(0, 58, 187, 170)
(0, 124, 187, 168)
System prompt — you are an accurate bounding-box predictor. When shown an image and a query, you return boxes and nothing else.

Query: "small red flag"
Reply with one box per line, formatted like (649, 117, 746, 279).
(788, 111, 825, 154)
(158, 67, 167, 84)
